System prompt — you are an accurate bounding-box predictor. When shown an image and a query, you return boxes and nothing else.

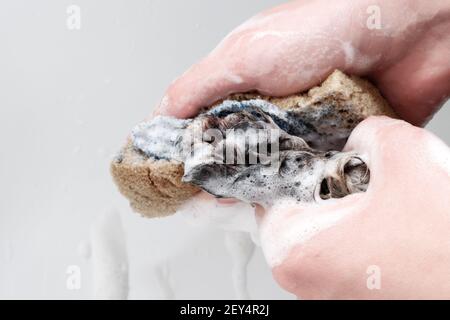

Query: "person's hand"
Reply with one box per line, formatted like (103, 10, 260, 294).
(256, 116, 450, 299)
(155, 0, 450, 125)
(150, 0, 450, 299)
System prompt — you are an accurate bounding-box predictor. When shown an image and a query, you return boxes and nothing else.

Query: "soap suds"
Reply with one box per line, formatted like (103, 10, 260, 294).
(178, 195, 258, 238)
(224, 231, 255, 299)
(426, 134, 450, 177)
(132, 115, 190, 161)
(258, 198, 354, 267)
(132, 100, 370, 208)
(177, 195, 258, 299)
(90, 210, 129, 300)
(77, 240, 91, 260)
(132, 99, 372, 287)
(153, 261, 175, 300)
(341, 41, 355, 67)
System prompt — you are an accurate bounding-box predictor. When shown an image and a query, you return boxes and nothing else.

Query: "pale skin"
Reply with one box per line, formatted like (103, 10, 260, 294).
(155, 0, 450, 299)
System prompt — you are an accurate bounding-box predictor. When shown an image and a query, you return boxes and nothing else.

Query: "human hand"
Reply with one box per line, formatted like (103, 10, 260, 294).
(151, 0, 450, 299)
(155, 0, 450, 126)
(256, 116, 450, 299)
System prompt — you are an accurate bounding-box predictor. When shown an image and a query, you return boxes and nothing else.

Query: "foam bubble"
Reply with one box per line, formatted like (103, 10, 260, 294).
(258, 198, 353, 267)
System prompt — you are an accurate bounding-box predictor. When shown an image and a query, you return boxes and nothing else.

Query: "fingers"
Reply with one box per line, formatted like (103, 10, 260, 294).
(269, 117, 450, 298)
(257, 116, 417, 269)
(343, 116, 412, 168)
(153, 0, 355, 119)
(154, 56, 253, 119)
(153, 0, 449, 126)
(152, 30, 337, 119)
(343, 115, 448, 180)
(373, 21, 450, 126)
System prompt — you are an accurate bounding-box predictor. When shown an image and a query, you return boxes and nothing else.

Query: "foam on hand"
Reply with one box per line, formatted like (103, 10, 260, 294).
(130, 98, 372, 282)
(257, 193, 368, 268)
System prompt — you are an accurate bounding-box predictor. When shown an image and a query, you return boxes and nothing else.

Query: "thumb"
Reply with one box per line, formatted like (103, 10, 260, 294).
(153, 56, 250, 119)
(256, 116, 415, 267)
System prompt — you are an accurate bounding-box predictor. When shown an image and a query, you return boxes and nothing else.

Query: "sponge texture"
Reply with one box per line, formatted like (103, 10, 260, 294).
(111, 70, 396, 218)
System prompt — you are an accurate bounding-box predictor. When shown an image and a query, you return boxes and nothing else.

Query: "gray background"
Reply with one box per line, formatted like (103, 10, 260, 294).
(0, 0, 448, 299)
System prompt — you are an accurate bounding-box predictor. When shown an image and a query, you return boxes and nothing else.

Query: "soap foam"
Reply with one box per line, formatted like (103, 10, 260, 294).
(90, 210, 129, 299)
(258, 198, 352, 267)
(224, 231, 255, 299)
(132, 116, 191, 161)
(177, 195, 259, 299)
(178, 195, 258, 237)
(133, 100, 369, 207)
(426, 133, 450, 176)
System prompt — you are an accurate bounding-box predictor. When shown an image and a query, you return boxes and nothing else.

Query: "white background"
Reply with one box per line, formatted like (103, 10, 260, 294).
(0, 0, 448, 299)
